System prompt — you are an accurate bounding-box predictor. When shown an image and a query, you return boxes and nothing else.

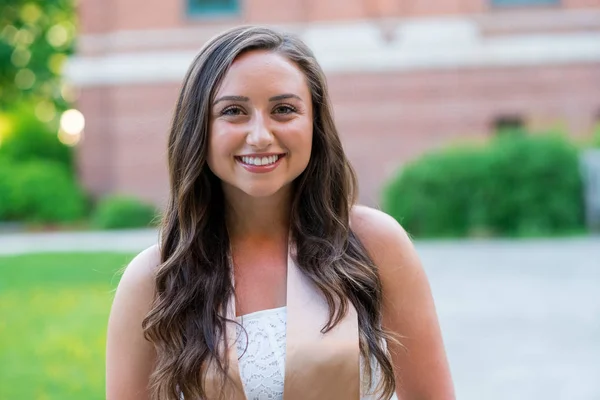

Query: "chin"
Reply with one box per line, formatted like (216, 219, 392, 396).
(239, 185, 287, 199)
(219, 173, 298, 200)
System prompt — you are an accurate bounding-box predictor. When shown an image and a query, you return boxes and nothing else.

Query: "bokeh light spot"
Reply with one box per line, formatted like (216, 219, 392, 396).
(61, 83, 80, 102)
(20, 3, 42, 24)
(1, 25, 18, 43)
(15, 28, 35, 46)
(58, 128, 82, 146)
(11, 47, 31, 67)
(46, 24, 69, 48)
(15, 68, 36, 90)
(48, 53, 68, 75)
(60, 109, 85, 136)
(35, 101, 57, 123)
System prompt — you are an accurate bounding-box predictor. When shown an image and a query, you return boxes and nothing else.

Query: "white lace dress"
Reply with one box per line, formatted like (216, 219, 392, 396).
(235, 306, 398, 400)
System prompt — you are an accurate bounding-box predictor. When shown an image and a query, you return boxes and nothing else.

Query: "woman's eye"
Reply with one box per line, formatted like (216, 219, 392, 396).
(221, 106, 244, 116)
(273, 105, 296, 115)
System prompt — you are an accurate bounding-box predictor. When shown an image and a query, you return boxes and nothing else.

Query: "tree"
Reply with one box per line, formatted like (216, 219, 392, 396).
(0, 0, 76, 116)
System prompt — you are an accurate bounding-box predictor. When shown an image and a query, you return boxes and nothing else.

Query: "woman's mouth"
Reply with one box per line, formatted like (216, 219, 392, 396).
(234, 153, 286, 173)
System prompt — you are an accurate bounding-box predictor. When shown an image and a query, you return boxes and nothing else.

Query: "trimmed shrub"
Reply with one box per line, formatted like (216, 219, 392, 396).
(0, 157, 17, 220)
(382, 133, 585, 238)
(9, 160, 87, 223)
(383, 146, 490, 237)
(482, 133, 584, 236)
(91, 195, 158, 230)
(0, 106, 73, 171)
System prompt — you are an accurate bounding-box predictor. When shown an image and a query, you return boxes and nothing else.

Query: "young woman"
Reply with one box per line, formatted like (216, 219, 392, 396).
(106, 26, 454, 400)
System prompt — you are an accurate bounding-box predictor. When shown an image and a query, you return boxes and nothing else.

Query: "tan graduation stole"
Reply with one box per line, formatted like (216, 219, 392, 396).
(203, 246, 360, 399)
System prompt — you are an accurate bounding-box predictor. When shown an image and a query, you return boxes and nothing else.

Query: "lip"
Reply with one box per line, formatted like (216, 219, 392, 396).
(235, 153, 286, 174)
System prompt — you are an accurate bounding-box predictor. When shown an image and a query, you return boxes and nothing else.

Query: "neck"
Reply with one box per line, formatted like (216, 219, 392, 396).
(224, 185, 292, 242)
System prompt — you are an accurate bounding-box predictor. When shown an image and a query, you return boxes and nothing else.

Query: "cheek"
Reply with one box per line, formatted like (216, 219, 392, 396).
(294, 121, 313, 162)
(206, 124, 237, 174)
(279, 122, 312, 178)
(210, 119, 249, 154)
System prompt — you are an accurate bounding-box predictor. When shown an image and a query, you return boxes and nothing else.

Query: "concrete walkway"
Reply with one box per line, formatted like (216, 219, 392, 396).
(0, 228, 159, 255)
(1, 230, 599, 400)
(416, 237, 600, 400)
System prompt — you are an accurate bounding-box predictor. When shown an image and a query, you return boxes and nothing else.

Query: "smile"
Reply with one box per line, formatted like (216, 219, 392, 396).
(235, 153, 286, 173)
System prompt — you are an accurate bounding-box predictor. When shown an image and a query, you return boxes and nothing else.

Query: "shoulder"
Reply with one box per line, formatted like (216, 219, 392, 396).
(111, 244, 161, 316)
(122, 244, 161, 283)
(350, 204, 408, 238)
(117, 244, 161, 294)
(350, 205, 424, 291)
(350, 205, 414, 265)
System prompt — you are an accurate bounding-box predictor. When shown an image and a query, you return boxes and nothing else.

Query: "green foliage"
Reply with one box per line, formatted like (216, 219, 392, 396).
(0, 0, 77, 110)
(383, 133, 585, 238)
(0, 103, 80, 224)
(0, 103, 73, 170)
(383, 146, 490, 237)
(5, 160, 87, 223)
(91, 195, 159, 230)
(482, 133, 584, 236)
(0, 157, 16, 220)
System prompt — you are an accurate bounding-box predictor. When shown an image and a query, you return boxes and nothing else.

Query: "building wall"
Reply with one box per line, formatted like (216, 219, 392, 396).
(78, 0, 600, 34)
(70, 1, 600, 207)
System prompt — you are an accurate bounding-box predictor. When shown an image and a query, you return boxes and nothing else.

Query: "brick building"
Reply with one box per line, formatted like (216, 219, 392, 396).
(67, 0, 600, 207)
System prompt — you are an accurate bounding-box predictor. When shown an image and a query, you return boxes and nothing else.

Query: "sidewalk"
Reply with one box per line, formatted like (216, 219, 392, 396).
(0, 229, 159, 255)
(1, 228, 598, 256)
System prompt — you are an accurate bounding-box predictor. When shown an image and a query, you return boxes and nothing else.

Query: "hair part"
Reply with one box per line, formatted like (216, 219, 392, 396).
(142, 25, 398, 400)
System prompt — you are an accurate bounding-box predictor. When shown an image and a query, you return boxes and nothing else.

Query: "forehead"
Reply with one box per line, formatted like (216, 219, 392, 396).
(215, 50, 310, 98)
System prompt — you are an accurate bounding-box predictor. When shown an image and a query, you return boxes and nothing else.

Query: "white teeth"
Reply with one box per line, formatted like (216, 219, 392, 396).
(239, 155, 281, 166)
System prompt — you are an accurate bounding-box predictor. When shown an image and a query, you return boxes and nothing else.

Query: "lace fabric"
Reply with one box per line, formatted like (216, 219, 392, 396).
(235, 307, 398, 400)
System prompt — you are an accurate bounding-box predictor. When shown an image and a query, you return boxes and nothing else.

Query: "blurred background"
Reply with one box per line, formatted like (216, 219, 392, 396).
(1, 0, 599, 399)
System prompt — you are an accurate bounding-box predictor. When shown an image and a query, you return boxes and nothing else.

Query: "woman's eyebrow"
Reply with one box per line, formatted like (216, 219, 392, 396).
(213, 95, 250, 105)
(269, 94, 302, 102)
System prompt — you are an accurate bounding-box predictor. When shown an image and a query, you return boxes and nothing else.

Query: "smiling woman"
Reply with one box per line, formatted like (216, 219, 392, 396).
(106, 26, 454, 400)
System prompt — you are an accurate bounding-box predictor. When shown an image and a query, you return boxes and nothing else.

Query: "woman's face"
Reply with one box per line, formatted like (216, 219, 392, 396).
(207, 50, 313, 200)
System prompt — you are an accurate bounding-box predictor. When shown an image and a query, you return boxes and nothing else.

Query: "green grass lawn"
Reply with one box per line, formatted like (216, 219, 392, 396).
(0, 252, 136, 400)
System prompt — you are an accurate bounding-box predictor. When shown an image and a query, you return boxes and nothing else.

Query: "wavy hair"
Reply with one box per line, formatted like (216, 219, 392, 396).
(142, 26, 397, 400)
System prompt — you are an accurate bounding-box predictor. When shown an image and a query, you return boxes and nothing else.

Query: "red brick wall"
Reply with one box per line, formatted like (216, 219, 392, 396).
(78, 0, 600, 34)
(77, 86, 115, 193)
(77, 84, 176, 207)
(564, 0, 600, 7)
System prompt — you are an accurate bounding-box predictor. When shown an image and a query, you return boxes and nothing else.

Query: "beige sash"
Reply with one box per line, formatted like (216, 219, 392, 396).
(204, 245, 360, 399)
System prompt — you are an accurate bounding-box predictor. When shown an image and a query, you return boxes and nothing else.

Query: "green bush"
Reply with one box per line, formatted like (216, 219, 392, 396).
(0, 105, 73, 171)
(382, 133, 585, 238)
(91, 196, 158, 230)
(7, 160, 87, 223)
(383, 146, 490, 237)
(0, 157, 17, 220)
(482, 134, 584, 236)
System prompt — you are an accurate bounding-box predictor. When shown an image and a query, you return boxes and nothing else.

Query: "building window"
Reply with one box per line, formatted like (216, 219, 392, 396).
(493, 115, 525, 135)
(491, 0, 559, 6)
(188, 0, 239, 15)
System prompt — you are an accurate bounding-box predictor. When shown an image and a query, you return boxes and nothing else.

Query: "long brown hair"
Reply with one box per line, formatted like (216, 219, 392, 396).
(142, 26, 397, 399)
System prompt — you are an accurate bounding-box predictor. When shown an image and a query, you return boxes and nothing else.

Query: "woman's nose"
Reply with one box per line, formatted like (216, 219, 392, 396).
(246, 113, 273, 149)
